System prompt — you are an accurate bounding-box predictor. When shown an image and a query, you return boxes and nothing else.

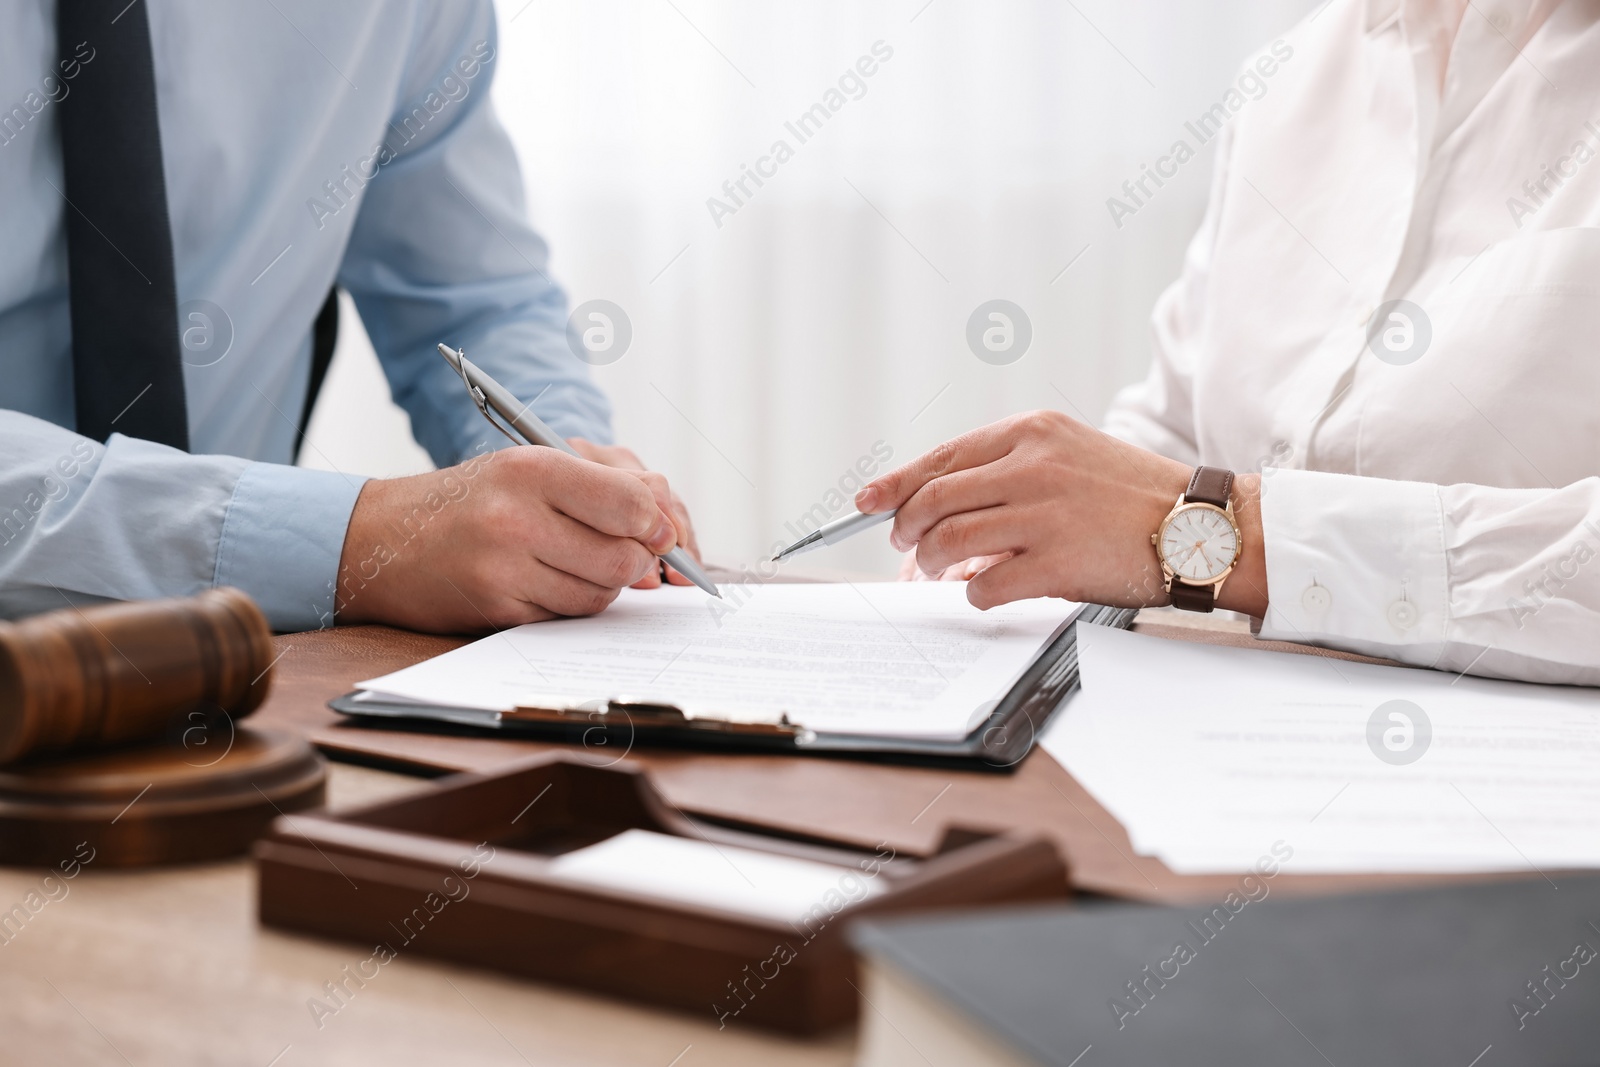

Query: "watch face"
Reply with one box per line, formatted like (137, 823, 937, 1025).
(1160, 505, 1239, 583)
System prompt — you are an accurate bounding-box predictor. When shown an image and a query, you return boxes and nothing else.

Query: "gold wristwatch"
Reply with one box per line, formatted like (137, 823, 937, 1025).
(1150, 465, 1241, 613)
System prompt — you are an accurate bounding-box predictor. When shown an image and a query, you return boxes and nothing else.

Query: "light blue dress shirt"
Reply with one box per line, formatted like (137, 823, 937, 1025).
(0, 0, 612, 631)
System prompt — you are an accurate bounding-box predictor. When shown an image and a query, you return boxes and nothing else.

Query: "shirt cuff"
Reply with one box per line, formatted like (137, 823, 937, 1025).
(1257, 468, 1449, 663)
(213, 463, 368, 632)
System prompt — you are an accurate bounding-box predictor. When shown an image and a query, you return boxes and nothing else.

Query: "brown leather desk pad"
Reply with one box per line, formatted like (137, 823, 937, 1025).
(252, 597, 1508, 906)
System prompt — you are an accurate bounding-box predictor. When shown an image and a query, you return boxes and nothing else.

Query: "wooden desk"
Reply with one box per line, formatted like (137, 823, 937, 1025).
(0, 595, 1464, 1064)
(0, 761, 853, 1066)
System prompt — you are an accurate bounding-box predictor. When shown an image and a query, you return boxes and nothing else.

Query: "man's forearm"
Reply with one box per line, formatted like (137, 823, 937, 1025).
(0, 410, 363, 630)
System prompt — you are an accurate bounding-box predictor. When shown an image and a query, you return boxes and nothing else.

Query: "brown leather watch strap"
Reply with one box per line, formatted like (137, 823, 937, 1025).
(1185, 465, 1234, 510)
(1168, 581, 1217, 613)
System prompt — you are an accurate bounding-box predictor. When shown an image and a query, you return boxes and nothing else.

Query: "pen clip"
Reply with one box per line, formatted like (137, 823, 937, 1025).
(447, 345, 524, 449)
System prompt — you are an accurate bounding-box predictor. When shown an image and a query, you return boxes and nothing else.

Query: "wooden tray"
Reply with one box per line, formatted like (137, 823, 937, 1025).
(254, 754, 1071, 1034)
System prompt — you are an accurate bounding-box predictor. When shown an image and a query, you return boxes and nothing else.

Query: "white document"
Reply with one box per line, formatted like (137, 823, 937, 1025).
(356, 583, 1080, 740)
(544, 829, 886, 924)
(1041, 624, 1600, 875)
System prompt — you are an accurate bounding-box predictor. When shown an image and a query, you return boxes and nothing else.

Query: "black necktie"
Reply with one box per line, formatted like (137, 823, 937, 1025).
(57, 0, 188, 451)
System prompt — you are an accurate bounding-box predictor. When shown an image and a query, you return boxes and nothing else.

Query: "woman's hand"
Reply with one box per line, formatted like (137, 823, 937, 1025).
(861, 411, 1268, 615)
(897, 550, 1012, 582)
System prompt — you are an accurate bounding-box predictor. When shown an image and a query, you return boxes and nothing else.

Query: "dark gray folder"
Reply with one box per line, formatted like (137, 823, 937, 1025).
(851, 876, 1600, 1066)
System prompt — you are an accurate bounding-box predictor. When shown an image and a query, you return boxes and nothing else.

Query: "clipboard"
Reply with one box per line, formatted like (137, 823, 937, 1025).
(328, 603, 1138, 771)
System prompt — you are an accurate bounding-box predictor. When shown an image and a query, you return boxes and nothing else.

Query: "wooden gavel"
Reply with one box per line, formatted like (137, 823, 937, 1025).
(0, 587, 276, 764)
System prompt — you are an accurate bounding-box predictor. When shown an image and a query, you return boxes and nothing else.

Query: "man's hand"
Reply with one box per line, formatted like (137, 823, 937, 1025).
(334, 446, 686, 633)
(567, 439, 702, 588)
(860, 410, 1269, 616)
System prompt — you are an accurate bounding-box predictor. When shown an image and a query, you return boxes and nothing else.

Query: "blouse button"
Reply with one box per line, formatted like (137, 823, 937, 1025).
(1301, 586, 1331, 613)
(1387, 599, 1419, 630)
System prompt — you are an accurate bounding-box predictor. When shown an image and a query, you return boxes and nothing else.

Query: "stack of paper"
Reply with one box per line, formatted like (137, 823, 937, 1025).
(544, 829, 888, 923)
(355, 583, 1081, 741)
(1041, 624, 1600, 875)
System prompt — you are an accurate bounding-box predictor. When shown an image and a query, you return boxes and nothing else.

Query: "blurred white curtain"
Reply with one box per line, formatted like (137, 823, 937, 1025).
(303, 0, 1317, 576)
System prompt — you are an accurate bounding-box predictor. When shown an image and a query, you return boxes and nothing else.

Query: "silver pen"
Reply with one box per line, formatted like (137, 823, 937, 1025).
(769, 508, 896, 562)
(436, 344, 720, 598)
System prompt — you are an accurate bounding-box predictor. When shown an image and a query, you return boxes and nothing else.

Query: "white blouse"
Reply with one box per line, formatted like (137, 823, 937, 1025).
(1103, 0, 1600, 684)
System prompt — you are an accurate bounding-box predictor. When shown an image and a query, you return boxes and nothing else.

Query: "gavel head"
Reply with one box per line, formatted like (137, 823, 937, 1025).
(0, 587, 275, 764)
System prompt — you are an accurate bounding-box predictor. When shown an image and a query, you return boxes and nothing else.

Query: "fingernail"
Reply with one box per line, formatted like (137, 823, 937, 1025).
(646, 516, 675, 553)
(857, 486, 879, 512)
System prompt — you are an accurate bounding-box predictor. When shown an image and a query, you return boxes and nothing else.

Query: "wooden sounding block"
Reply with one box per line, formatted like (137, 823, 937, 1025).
(0, 589, 326, 866)
(0, 726, 325, 867)
(255, 754, 1071, 1034)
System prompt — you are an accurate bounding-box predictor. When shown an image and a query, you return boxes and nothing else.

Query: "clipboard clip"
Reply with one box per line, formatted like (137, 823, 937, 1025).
(503, 699, 809, 740)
